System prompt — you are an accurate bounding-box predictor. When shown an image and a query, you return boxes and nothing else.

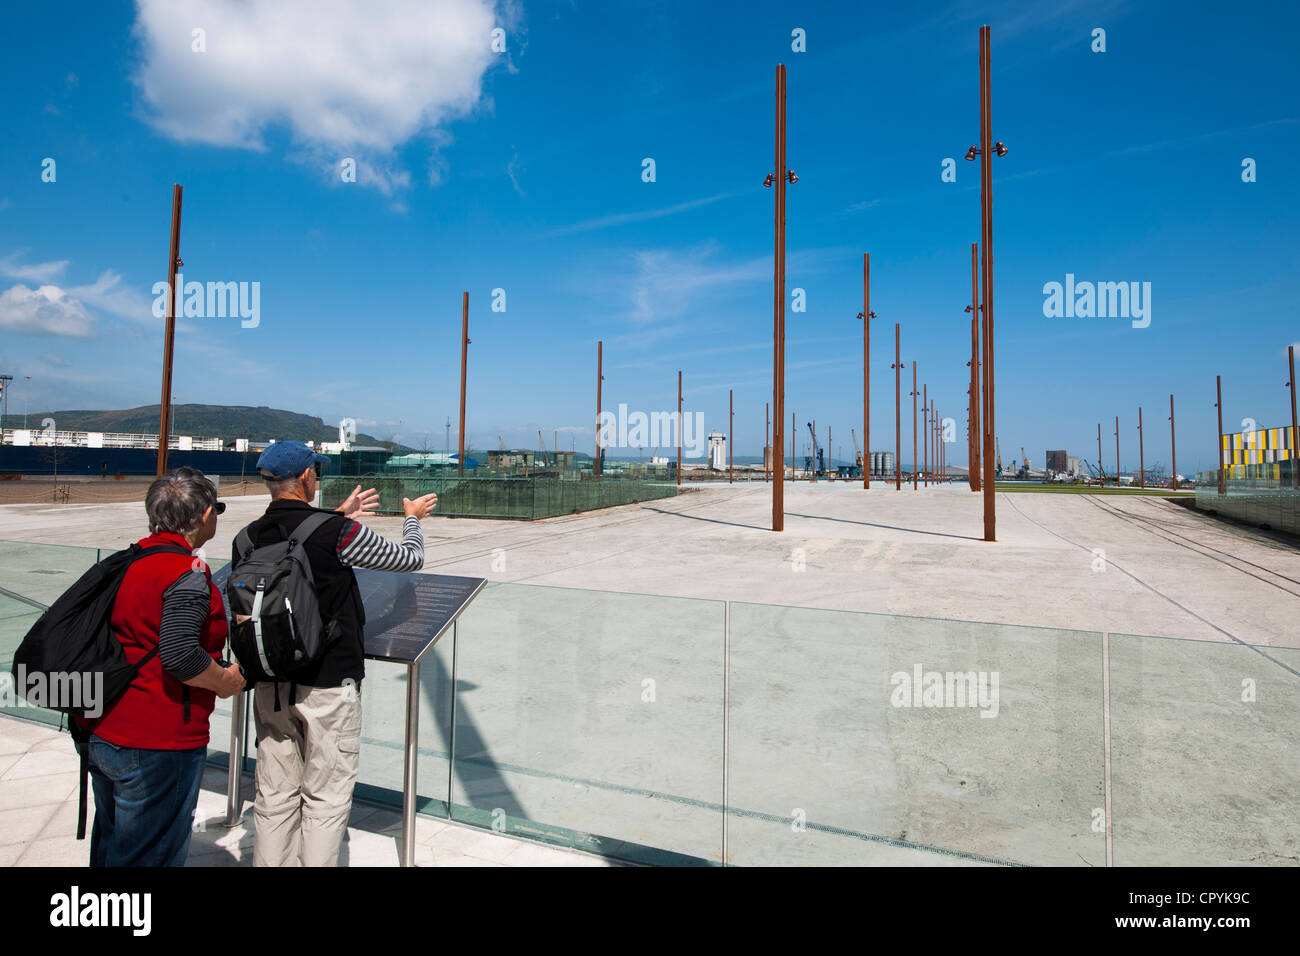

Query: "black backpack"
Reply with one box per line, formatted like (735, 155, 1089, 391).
(11, 542, 194, 838)
(226, 512, 338, 685)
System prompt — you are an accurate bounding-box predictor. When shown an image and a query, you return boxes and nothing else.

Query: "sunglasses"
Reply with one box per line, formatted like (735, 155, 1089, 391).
(214, 501, 227, 515)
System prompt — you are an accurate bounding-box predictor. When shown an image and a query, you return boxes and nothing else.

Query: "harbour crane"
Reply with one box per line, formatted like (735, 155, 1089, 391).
(804, 422, 823, 480)
(850, 427, 864, 476)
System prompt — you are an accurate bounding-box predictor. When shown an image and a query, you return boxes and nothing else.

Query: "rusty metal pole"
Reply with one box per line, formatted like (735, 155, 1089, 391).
(791, 411, 796, 481)
(765, 401, 770, 482)
(935, 405, 941, 482)
(729, 388, 734, 484)
(1169, 395, 1178, 490)
(894, 324, 902, 490)
(968, 242, 980, 491)
(860, 253, 873, 490)
(911, 362, 918, 489)
(1216, 375, 1225, 496)
(923, 384, 928, 486)
(1097, 423, 1104, 485)
(1137, 406, 1144, 488)
(770, 64, 788, 530)
(1114, 415, 1120, 489)
(828, 425, 832, 480)
(156, 184, 183, 476)
(1288, 346, 1298, 489)
(677, 370, 682, 487)
(458, 292, 469, 477)
(595, 340, 603, 478)
(979, 25, 996, 540)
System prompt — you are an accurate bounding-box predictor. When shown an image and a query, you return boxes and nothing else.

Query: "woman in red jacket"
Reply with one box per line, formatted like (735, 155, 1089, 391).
(79, 467, 244, 867)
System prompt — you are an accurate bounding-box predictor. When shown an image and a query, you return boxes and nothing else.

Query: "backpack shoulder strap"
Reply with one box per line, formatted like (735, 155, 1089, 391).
(289, 511, 336, 549)
(133, 544, 193, 560)
(233, 527, 255, 565)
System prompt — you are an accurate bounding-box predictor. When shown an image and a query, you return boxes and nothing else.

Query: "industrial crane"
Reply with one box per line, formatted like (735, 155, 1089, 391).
(995, 438, 1003, 478)
(804, 422, 824, 479)
(850, 427, 864, 477)
(537, 429, 549, 466)
(1080, 458, 1105, 484)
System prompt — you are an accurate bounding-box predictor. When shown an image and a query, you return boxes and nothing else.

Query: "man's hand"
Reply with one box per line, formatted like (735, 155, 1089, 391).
(403, 493, 438, 519)
(337, 485, 380, 519)
(215, 663, 246, 699)
(188, 659, 246, 698)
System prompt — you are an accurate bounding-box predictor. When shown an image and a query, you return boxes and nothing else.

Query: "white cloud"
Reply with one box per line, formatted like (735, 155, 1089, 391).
(131, 0, 504, 192)
(624, 244, 768, 325)
(68, 270, 157, 327)
(507, 149, 525, 197)
(546, 193, 736, 237)
(0, 284, 96, 337)
(0, 253, 69, 283)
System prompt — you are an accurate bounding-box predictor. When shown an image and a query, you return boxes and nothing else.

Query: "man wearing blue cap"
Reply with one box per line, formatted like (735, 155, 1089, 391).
(234, 440, 437, 866)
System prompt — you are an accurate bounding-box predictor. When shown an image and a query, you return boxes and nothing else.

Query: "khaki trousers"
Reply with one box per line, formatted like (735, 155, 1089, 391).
(252, 681, 362, 867)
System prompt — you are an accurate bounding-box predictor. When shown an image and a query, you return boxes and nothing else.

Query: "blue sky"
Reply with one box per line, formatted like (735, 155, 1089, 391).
(1, 0, 1297, 472)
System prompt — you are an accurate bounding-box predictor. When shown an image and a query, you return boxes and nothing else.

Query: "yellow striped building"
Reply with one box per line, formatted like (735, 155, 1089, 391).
(1220, 424, 1297, 479)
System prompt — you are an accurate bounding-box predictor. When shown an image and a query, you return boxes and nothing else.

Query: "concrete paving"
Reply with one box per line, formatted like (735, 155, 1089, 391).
(1, 482, 1295, 646)
(0, 715, 615, 868)
(1, 483, 1297, 866)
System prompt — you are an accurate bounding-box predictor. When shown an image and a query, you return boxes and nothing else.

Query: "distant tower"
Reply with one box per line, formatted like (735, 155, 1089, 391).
(707, 432, 727, 471)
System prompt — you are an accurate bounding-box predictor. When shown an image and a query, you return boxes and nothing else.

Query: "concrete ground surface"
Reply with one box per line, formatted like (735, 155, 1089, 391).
(1, 481, 1295, 646)
(0, 715, 614, 868)
(2, 483, 1297, 866)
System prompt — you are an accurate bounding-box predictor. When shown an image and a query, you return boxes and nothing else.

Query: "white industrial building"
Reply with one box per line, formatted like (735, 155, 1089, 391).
(707, 432, 727, 471)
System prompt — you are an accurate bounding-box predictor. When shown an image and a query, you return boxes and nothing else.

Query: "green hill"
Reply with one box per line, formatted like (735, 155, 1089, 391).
(16, 404, 407, 449)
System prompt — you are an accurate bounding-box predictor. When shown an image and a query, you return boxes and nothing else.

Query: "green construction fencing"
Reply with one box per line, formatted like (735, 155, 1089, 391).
(320, 474, 678, 520)
(1194, 461, 1300, 536)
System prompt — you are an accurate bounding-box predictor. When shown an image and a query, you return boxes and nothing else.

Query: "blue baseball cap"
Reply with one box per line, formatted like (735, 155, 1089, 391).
(257, 440, 330, 480)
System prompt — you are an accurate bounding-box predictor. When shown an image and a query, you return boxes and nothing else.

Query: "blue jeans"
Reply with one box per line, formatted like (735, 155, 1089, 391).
(83, 737, 207, 867)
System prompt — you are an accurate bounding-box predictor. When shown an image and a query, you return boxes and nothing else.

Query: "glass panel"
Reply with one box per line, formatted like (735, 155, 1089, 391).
(1108, 634, 1300, 865)
(204, 589, 458, 818)
(0, 593, 59, 726)
(450, 582, 724, 864)
(727, 603, 1105, 866)
(350, 640, 455, 817)
(0, 540, 98, 607)
(318, 474, 677, 520)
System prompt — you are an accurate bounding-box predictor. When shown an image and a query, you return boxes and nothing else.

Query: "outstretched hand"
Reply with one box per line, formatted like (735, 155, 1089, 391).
(337, 485, 380, 520)
(403, 492, 438, 520)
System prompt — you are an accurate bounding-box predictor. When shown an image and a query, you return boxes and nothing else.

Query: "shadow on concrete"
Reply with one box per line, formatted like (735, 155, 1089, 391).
(640, 505, 769, 532)
(784, 512, 984, 542)
(423, 646, 525, 819)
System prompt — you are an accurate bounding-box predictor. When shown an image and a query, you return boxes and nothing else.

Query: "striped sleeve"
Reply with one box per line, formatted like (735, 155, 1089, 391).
(159, 570, 216, 682)
(336, 517, 425, 572)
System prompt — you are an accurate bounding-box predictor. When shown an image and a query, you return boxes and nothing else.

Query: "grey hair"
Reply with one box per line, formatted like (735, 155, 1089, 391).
(146, 467, 218, 536)
(261, 473, 302, 498)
